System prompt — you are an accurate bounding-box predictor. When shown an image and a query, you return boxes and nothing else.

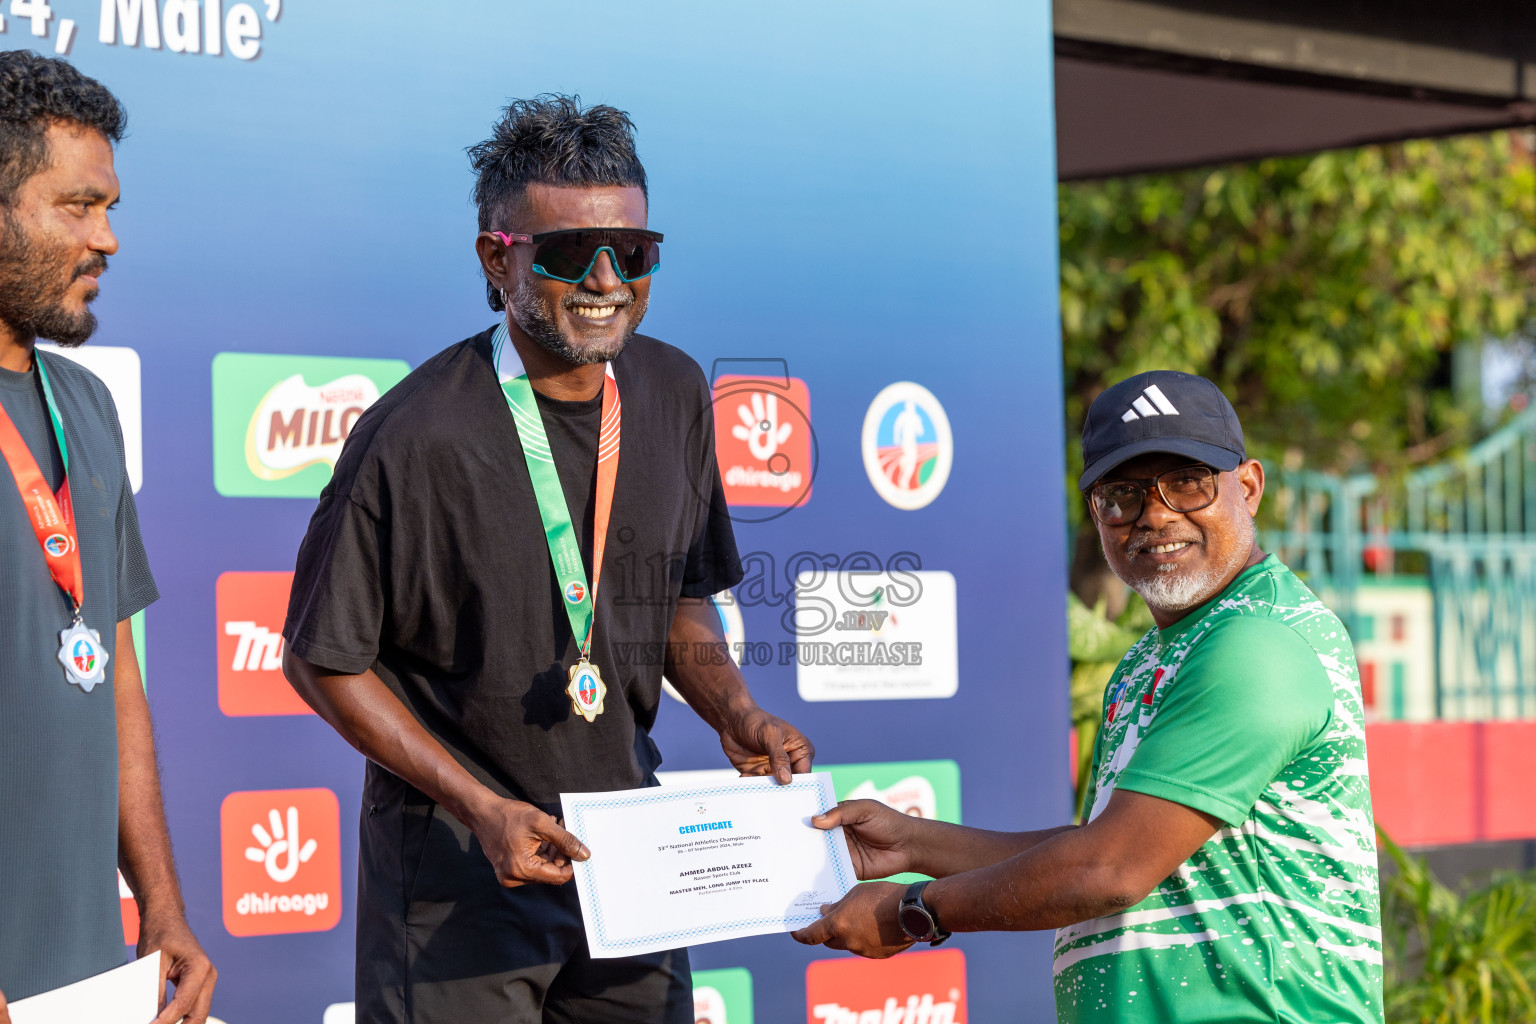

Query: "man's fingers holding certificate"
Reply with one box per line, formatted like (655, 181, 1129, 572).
(790, 881, 914, 958)
(810, 799, 914, 880)
(721, 707, 816, 785)
(471, 795, 591, 887)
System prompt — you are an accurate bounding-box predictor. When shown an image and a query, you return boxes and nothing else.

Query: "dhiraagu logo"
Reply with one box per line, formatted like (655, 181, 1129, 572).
(824, 760, 960, 884)
(212, 353, 410, 498)
(693, 967, 753, 1024)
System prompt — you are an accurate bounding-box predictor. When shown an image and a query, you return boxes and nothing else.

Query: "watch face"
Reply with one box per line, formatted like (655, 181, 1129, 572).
(899, 903, 933, 941)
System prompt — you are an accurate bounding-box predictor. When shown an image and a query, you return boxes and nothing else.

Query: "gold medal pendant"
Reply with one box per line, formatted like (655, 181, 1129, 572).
(566, 659, 608, 723)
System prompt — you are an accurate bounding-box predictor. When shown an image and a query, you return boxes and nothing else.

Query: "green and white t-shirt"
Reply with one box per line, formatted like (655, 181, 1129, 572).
(1054, 555, 1383, 1024)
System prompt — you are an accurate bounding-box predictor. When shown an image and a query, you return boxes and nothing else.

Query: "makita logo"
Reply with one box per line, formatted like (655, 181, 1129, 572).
(1120, 383, 1180, 422)
(811, 994, 958, 1024)
(244, 373, 379, 480)
(225, 621, 283, 671)
(805, 949, 966, 1024)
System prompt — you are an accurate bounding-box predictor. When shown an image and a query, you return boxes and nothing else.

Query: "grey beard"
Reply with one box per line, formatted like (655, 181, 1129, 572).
(1128, 513, 1256, 613)
(508, 277, 643, 367)
(0, 213, 101, 347)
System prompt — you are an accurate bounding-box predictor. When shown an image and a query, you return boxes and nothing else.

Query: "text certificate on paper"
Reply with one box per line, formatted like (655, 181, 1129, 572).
(560, 772, 855, 957)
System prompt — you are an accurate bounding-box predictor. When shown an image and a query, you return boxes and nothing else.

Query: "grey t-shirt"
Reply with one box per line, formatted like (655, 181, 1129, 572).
(0, 349, 158, 1000)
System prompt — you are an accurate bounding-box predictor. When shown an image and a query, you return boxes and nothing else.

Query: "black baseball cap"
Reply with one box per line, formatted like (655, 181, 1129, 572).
(1079, 370, 1246, 491)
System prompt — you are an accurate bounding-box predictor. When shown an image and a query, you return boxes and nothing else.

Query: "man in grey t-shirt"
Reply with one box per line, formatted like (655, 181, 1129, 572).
(0, 52, 214, 1023)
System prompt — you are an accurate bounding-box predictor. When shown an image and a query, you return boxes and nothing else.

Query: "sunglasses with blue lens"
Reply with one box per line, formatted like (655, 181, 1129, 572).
(494, 227, 663, 284)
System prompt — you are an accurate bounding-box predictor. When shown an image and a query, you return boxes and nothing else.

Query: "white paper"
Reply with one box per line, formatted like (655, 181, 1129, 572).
(9, 951, 160, 1024)
(561, 773, 855, 958)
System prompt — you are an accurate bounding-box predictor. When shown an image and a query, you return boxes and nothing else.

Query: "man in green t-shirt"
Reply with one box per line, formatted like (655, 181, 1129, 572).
(793, 370, 1382, 1023)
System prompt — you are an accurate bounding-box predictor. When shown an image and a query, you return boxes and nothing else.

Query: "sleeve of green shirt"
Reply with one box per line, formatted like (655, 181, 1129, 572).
(1113, 616, 1334, 828)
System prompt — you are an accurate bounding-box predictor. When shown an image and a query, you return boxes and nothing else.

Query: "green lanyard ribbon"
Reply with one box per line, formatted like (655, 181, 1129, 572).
(492, 322, 621, 661)
(35, 352, 69, 473)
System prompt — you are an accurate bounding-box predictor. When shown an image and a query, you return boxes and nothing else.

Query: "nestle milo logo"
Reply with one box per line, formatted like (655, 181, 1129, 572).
(214, 353, 410, 498)
(245, 373, 380, 480)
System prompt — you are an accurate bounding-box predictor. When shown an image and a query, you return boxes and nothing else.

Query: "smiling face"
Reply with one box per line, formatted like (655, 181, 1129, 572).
(477, 183, 651, 367)
(1091, 451, 1266, 626)
(0, 122, 120, 349)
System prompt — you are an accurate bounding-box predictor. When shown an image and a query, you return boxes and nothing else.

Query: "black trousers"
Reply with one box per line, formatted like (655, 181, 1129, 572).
(355, 768, 691, 1024)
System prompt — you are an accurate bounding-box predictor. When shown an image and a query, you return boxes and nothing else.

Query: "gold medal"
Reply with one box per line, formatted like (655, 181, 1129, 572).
(567, 658, 608, 723)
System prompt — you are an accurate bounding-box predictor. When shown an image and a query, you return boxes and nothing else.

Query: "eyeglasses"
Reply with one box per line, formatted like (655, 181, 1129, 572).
(1088, 464, 1219, 526)
(493, 228, 663, 284)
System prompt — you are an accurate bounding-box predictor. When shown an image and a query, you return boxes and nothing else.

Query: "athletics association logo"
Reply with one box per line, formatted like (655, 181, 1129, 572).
(71, 638, 97, 674)
(576, 670, 599, 706)
(807, 949, 966, 1023)
(565, 581, 587, 605)
(212, 353, 410, 498)
(217, 571, 313, 716)
(221, 787, 341, 936)
(713, 373, 814, 512)
(43, 533, 72, 557)
(861, 382, 953, 511)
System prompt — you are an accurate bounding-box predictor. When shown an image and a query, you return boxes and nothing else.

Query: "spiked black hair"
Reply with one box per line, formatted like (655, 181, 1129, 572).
(468, 94, 647, 310)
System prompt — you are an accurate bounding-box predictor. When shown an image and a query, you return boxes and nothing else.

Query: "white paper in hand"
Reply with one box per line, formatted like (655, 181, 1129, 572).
(9, 951, 161, 1024)
(561, 772, 856, 958)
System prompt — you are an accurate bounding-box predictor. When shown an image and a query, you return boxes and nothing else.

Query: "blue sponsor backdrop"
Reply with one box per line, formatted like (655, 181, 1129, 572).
(30, 0, 1066, 1018)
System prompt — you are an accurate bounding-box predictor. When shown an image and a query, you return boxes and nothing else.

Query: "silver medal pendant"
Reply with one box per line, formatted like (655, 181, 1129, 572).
(57, 620, 109, 692)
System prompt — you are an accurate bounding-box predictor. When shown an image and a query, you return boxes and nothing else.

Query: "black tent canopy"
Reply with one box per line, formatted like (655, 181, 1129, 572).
(1055, 0, 1536, 179)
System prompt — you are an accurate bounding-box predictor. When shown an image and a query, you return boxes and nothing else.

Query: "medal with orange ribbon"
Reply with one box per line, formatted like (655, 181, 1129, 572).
(0, 354, 109, 692)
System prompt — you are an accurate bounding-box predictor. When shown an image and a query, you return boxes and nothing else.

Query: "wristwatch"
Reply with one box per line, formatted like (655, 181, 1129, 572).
(897, 880, 951, 946)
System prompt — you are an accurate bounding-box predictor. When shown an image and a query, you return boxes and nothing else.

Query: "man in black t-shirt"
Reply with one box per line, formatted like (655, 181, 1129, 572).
(283, 96, 815, 1024)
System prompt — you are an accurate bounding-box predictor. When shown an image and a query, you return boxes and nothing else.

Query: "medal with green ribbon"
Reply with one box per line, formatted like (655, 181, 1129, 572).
(492, 322, 620, 723)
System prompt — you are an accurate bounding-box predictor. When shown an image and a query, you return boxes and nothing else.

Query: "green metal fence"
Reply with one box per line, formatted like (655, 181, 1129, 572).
(1262, 408, 1536, 720)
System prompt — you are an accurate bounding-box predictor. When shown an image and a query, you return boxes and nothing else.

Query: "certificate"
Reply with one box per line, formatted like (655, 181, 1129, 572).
(561, 773, 855, 958)
(9, 951, 160, 1024)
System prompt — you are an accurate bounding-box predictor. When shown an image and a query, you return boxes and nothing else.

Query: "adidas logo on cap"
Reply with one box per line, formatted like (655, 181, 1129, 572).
(1079, 370, 1246, 491)
(1120, 384, 1180, 422)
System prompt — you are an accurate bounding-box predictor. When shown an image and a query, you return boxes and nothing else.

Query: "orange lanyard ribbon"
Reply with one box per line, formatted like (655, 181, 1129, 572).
(0, 356, 83, 615)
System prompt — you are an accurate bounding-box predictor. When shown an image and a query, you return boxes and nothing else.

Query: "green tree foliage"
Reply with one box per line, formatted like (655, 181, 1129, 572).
(1060, 132, 1536, 499)
(1380, 830, 1536, 1023)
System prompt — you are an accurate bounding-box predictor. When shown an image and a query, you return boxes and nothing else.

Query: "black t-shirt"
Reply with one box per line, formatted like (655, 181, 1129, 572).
(284, 327, 741, 812)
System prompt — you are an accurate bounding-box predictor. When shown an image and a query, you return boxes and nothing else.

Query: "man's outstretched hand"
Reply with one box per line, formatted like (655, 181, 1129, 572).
(721, 707, 815, 785)
(0, 984, 10, 1024)
(811, 799, 918, 880)
(791, 881, 914, 958)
